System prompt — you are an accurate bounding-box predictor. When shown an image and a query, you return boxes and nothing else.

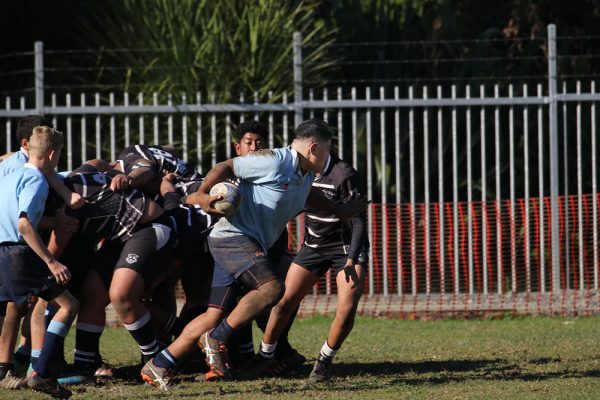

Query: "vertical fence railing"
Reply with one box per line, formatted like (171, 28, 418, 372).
(2, 26, 600, 314)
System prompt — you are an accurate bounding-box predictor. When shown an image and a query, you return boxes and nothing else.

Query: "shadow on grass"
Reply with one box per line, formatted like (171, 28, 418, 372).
(87, 357, 600, 395)
(333, 358, 600, 386)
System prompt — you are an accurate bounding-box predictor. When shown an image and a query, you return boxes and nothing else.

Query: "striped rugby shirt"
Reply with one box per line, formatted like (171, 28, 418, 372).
(116, 144, 203, 197)
(64, 163, 147, 242)
(303, 153, 368, 262)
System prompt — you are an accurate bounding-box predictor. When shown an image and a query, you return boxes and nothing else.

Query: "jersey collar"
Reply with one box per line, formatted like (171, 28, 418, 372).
(23, 163, 44, 179)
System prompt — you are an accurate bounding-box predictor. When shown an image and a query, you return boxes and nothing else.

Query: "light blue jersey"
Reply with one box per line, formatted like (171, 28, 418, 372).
(0, 149, 28, 178)
(0, 164, 48, 243)
(210, 147, 314, 252)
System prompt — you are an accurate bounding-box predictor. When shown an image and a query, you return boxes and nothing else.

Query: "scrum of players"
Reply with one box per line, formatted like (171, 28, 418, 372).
(0, 115, 369, 398)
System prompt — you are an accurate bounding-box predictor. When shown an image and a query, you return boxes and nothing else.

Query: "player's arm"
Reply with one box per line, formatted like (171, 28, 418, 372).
(306, 187, 368, 220)
(185, 159, 234, 215)
(84, 159, 131, 191)
(18, 213, 71, 285)
(45, 171, 85, 209)
(340, 173, 368, 288)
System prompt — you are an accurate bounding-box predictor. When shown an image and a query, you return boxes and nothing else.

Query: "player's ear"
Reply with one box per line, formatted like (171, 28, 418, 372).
(20, 138, 29, 150)
(234, 143, 241, 156)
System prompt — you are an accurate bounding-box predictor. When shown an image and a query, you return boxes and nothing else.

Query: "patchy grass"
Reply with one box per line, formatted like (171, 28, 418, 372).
(4, 316, 600, 399)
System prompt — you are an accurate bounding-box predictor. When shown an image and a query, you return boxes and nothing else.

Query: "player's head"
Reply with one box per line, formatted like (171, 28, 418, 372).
(235, 120, 268, 156)
(28, 126, 64, 172)
(16, 115, 53, 152)
(292, 118, 332, 174)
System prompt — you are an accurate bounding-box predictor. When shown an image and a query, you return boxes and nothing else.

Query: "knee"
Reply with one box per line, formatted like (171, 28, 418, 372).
(64, 299, 80, 319)
(108, 287, 131, 307)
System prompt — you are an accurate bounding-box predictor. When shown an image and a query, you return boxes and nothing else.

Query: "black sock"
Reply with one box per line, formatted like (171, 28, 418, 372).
(74, 322, 104, 367)
(123, 311, 159, 361)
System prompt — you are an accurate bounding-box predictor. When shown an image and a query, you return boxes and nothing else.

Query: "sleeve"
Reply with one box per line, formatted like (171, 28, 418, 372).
(162, 191, 183, 211)
(17, 174, 48, 222)
(233, 149, 281, 182)
(340, 168, 367, 263)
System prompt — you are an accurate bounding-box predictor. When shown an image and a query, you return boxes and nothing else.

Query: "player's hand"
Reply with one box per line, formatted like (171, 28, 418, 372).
(160, 173, 177, 196)
(47, 259, 71, 285)
(195, 191, 226, 216)
(110, 173, 130, 191)
(343, 260, 359, 289)
(337, 195, 369, 220)
(68, 192, 86, 209)
(54, 209, 79, 235)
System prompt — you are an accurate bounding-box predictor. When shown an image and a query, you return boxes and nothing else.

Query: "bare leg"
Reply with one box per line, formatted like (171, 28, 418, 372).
(327, 263, 365, 349)
(0, 303, 28, 364)
(168, 307, 226, 360)
(263, 264, 318, 345)
(226, 279, 283, 331)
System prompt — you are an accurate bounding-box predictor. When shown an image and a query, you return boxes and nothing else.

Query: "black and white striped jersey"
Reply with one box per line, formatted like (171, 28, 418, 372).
(303, 153, 368, 261)
(64, 163, 147, 242)
(162, 191, 219, 259)
(116, 144, 203, 197)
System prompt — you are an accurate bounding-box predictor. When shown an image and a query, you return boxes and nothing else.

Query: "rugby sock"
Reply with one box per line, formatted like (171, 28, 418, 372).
(123, 311, 159, 362)
(35, 320, 69, 378)
(259, 340, 278, 359)
(235, 324, 255, 356)
(164, 313, 185, 337)
(30, 348, 42, 370)
(319, 340, 339, 360)
(14, 344, 31, 364)
(44, 304, 58, 329)
(74, 322, 104, 366)
(153, 349, 178, 369)
(210, 319, 235, 343)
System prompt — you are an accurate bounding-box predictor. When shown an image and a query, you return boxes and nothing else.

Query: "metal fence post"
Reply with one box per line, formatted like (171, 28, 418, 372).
(547, 24, 561, 292)
(293, 32, 303, 128)
(34, 41, 44, 115)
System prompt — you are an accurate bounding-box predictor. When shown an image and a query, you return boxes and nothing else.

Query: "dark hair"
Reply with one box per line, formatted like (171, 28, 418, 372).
(235, 120, 268, 143)
(16, 115, 53, 147)
(293, 119, 332, 142)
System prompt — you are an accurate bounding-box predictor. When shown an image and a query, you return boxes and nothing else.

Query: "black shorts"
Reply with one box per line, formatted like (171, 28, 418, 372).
(93, 222, 175, 290)
(0, 244, 65, 305)
(294, 243, 370, 278)
(207, 234, 280, 312)
(207, 262, 278, 312)
(58, 232, 98, 299)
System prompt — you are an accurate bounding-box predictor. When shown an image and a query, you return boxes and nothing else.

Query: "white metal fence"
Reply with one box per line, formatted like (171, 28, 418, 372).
(1, 25, 599, 306)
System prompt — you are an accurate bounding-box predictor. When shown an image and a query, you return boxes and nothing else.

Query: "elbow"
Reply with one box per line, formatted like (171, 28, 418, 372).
(17, 217, 29, 236)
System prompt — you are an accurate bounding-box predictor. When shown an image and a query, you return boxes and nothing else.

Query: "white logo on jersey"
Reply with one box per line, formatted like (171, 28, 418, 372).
(125, 253, 139, 264)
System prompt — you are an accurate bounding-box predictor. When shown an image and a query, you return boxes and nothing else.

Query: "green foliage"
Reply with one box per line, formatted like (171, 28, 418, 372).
(83, 0, 335, 101)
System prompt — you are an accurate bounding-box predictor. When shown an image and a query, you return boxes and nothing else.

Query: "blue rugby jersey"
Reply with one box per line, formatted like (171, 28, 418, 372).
(0, 164, 48, 243)
(210, 147, 314, 253)
(0, 149, 28, 178)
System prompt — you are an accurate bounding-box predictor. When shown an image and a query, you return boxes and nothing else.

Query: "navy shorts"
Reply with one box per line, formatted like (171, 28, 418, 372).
(294, 243, 370, 277)
(0, 244, 65, 305)
(93, 222, 175, 290)
(207, 234, 279, 311)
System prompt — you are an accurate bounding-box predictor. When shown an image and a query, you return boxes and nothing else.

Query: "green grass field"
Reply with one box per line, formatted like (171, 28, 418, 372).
(3, 315, 600, 399)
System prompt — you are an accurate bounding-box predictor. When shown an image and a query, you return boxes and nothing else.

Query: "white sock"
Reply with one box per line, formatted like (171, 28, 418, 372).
(319, 340, 338, 359)
(259, 340, 278, 359)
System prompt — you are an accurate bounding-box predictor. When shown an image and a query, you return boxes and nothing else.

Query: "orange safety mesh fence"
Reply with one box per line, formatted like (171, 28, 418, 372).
(288, 193, 600, 318)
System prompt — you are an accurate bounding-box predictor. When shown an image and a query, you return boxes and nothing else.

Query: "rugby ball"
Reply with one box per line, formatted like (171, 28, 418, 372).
(209, 182, 240, 217)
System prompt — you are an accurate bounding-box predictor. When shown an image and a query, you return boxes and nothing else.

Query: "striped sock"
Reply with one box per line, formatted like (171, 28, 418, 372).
(74, 322, 104, 367)
(123, 311, 159, 362)
(153, 349, 178, 369)
(35, 320, 69, 378)
(30, 348, 42, 370)
(319, 340, 338, 360)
